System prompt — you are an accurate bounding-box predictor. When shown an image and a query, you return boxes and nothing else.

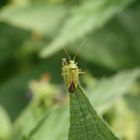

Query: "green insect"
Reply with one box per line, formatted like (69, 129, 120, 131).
(62, 39, 87, 93)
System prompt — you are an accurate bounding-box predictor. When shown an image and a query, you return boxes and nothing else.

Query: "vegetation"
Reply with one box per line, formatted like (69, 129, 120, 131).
(0, 0, 140, 140)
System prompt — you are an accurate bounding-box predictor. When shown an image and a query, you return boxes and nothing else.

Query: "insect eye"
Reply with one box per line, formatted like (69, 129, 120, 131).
(62, 58, 67, 65)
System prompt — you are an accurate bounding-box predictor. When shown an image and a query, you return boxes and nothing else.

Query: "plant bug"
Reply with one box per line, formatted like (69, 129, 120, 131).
(62, 38, 87, 93)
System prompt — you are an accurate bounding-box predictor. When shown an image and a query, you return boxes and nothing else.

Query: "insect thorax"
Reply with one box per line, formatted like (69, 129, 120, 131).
(69, 60, 78, 70)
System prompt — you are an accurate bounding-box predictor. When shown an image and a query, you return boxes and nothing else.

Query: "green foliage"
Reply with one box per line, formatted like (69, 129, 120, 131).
(88, 69, 140, 112)
(69, 85, 119, 140)
(0, 106, 12, 140)
(0, 0, 140, 140)
(40, 0, 135, 57)
(0, 5, 68, 36)
(10, 69, 140, 140)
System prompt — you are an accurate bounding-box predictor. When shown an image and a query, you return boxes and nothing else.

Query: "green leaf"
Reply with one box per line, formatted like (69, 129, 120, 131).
(69, 84, 119, 140)
(111, 98, 139, 140)
(0, 105, 12, 140)
(0, 5, 68, 36)
(125, 94, 140, 140)
(125, 94, 140, 113)
(124, 94, 140, 140)
(31, 106, 69, 140)
(22, 109, 52, 140)
(89, 68, 140, 113)
(40, 0, 135, 57)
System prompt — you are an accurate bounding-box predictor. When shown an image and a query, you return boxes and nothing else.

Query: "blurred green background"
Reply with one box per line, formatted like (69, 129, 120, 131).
(0, 0, 140, 140)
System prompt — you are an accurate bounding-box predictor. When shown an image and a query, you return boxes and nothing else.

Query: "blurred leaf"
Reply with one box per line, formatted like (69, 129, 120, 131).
(10, 0, 30, 6)
(124, 94, 140, 140)
(0, 5, 68, 36)
(12, 109, 42, 140)
(125, 94, 140, 140)
(117, 2, 140, 61)
(69, 84, 119, 140)
(40, 0, 135, 57)
(89, 68, 140, 113)
(125, 94, 140, 113)
(12, 105, 69, 140)
(112, 98, 139, 140)
(0, 105, 12, 140)
(11, 106, 52, 140)
(31, 106, 69, 140)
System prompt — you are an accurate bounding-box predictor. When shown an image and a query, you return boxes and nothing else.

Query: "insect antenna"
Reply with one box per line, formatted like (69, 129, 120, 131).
(73, 38, 87, 60)
(63, 47, 71, 60)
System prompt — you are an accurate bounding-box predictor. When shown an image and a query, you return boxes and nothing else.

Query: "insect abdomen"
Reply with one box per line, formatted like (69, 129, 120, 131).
(68, 82, 76, 93)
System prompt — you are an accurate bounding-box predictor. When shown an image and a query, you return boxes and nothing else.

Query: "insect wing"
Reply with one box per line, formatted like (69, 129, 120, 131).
(68, 69, 79, 93)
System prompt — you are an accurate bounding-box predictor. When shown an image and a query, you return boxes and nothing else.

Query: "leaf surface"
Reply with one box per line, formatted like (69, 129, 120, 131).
(69, 84, 119, 140)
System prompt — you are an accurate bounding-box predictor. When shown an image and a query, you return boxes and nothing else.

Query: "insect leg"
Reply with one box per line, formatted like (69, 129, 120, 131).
(78, 69, 85, 74)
